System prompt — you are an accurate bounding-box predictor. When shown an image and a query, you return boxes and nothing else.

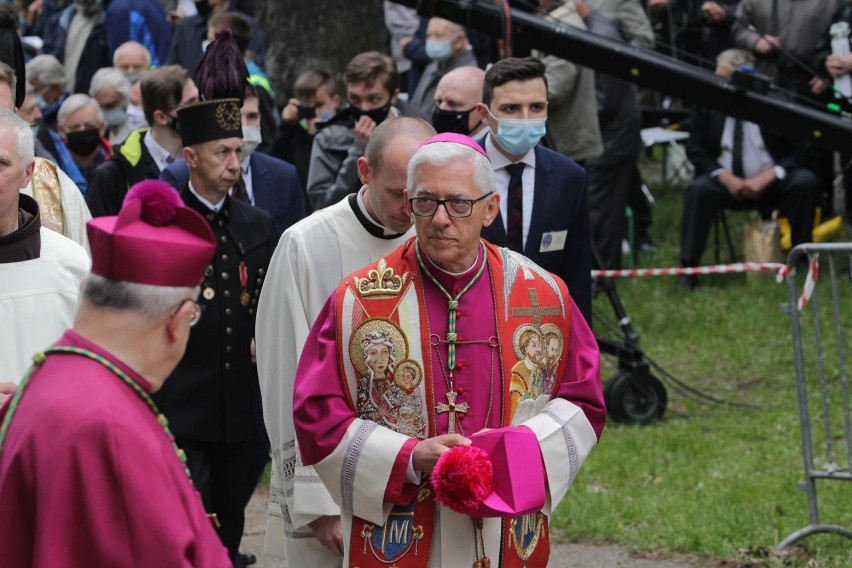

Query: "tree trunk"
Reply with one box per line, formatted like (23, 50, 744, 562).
(256, 0, 385, 103)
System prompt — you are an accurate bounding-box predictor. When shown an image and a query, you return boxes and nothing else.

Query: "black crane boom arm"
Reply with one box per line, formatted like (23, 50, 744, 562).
(391, 0, 852, 151)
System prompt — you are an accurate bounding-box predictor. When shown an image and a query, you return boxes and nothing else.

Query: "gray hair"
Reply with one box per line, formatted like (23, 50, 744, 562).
(26, 54, 67, 90)
(0, 106, 34, 169)
(89, 67, 132, 100)
(407, 141, 495, 197)
(24, 80, 34, 97)
(82, 274, 198, 321)
(717, 48, 755, 70)
(58, 94, 104, 127)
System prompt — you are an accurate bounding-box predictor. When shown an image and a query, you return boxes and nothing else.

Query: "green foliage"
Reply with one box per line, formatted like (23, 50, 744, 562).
(553, 180, 852, 566)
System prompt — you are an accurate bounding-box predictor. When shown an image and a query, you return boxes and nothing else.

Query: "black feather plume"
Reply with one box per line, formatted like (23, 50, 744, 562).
(195, 29, 248, 103)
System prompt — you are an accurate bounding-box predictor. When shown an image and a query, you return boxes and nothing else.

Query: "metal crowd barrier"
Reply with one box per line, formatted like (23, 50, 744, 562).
(778, 243, 852, 549)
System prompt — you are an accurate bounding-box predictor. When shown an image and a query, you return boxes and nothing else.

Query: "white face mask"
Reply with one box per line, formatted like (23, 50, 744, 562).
(241, 125, 262, 160)
(126, 103, 148, 130)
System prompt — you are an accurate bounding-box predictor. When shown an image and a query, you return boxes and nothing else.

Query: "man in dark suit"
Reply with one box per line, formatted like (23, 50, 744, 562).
(161, 85, 305, 237)
(680, 49, 825, 287)
(475, 57, 592, 323)
(151, 97, 277, 566)
(87, 65, 199, 217)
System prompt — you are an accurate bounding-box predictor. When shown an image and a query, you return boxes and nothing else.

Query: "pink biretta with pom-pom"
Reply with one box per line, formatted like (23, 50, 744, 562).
(431, 426, 546, 518)
(86, 180, 216, 287)
(432, 445, 494, 516)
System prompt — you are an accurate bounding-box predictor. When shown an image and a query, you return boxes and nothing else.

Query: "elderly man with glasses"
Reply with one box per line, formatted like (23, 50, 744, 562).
(0, 179, 232, 566)
(293, 132, 605, 568)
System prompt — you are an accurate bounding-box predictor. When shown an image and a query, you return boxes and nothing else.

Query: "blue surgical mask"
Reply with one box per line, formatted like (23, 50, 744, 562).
(488, 109, 547, 156)
(425, 39, 453, 61)
(34, 93, 47, 109)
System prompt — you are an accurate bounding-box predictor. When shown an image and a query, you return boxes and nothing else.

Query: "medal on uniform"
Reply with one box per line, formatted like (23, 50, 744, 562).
(203, 287, 215, 300)
(239, 261, 250, 307)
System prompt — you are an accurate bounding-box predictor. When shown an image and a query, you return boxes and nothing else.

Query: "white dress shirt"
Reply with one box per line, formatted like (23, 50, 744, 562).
(143, 130, 177, 173)
(485, 134, 537, 249)
(188, 181, 225, 212)
(715, 118, 775, 179)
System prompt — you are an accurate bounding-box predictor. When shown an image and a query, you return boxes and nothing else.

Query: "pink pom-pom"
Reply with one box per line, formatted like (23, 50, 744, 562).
(123, 181, 183, 226)
(431, 445, 493, 516)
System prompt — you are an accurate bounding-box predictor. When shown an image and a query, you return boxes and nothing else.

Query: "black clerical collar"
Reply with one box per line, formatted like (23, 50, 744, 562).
(347, 193, 405, 240)
(0, 194, 42, 263)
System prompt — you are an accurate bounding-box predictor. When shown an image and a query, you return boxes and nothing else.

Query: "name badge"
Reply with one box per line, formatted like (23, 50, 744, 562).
(539, 230, 567, 253)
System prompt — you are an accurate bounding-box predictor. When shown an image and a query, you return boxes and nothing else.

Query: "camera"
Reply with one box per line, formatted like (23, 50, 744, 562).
(297, 104, 316, 120)
(731, 67, 771, 95)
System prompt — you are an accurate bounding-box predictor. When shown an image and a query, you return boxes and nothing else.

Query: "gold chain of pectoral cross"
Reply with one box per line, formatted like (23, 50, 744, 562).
(416, 242, 490, 437)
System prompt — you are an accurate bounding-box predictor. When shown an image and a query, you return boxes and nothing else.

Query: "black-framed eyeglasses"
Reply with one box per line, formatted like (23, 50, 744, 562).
(409, 192, 494, 218)
(172, 299, 202, 327)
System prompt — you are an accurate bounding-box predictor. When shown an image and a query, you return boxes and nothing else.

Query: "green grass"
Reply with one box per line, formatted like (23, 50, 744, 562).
(551, 178, 852, 566)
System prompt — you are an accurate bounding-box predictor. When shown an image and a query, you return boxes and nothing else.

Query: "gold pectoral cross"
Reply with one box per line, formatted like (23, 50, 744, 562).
(435, 390, 469, 434)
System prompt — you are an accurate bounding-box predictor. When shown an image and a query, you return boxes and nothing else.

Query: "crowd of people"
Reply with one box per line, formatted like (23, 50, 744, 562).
(0, 0, 849, 566)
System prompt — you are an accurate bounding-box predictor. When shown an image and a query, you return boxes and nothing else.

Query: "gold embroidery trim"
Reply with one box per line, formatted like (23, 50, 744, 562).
(30, 158, 65, 235)
(352, 258, 409, 298)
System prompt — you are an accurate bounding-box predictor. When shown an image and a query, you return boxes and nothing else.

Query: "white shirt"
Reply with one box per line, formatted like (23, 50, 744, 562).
(188, 181, 225, 212)
(715, 118, 775, 179)
(144, 130, 177, 173)
(485, 134, 537, 249)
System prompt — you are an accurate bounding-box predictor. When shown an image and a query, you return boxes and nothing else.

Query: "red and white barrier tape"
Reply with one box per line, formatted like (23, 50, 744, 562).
(796, 255, 819, 310)
(591, 262, 785, 278)
(592, 256, 821, 311)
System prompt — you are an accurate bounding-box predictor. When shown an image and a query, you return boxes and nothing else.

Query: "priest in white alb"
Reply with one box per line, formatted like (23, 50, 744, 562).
(257, 116, 436, 565)
(293, 133, 605, 567)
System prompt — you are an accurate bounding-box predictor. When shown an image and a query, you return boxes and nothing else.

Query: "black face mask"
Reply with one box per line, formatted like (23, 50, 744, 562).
(431, 106, 475, 135)
(351, 101, 392, 126)
(168, 116, 182, 137)
(65, 128, 101, 156)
